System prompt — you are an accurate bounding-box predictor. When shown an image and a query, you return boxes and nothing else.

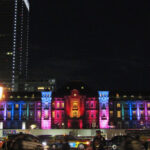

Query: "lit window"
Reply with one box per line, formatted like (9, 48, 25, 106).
(117, 103, 121, 108)
(73, 103, 78, 109)
(148, 103, 150, 108)
(57, 103, 60, 108)
(61, 103, 64, 108)
(133, 111, 136, 116)
(117, 111, 121, 118)
(110, 111, 113, 117)
(123, 95, 127, 98)
(81, 86, 84, 89)
(52, 111, 55, 118)
(7, 112, 11, 119)
(116, 93, 119, 98)
(37, 111, 41, 119)
(141, 111, 144, 117)
(15, 104, 19, 109)
(74, 94, 77, 97)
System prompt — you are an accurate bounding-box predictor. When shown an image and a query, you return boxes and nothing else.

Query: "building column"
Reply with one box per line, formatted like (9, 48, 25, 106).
(98, 91, 109, 129)
(41, 91, 52, 129)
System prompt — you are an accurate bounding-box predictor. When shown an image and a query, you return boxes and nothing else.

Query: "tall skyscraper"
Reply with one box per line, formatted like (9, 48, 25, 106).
(0, 0, 30, 91)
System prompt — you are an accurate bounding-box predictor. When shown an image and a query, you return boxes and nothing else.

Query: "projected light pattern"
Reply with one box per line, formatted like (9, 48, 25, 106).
(1, 89, 150, 129)
(41, 91, 52, 129)
(98, 91, 109, 129)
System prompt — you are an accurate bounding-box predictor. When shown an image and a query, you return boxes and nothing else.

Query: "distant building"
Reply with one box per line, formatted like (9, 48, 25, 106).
(1, 79, 56, 92)
(0, 0, 30, 91)
(0, 81, 150, 130)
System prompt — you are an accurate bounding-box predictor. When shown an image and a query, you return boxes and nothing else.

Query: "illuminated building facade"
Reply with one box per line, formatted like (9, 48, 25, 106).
(0, 82, 150, 129)
(0, 0, 30, 91)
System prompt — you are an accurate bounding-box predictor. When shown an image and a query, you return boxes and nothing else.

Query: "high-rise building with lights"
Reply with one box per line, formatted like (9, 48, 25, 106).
(0, 0, 30, 91)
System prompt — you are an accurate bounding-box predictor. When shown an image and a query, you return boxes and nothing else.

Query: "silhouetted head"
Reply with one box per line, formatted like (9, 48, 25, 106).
(120, 139, 145, 150)
(96, 130, 102, 137)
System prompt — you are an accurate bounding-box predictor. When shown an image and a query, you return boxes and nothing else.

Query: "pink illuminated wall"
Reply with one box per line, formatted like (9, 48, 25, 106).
(41, 91, 52, 129)
(98, 91, 109, 129)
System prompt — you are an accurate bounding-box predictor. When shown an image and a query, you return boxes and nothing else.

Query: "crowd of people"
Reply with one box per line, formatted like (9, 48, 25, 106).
(1, 130, 150, 150)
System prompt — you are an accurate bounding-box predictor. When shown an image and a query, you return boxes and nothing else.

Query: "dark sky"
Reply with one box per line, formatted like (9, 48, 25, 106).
(29, 1, 150, 90)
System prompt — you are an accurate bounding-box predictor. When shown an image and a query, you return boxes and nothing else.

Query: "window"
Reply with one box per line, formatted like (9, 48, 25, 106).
(102, 104, 106, 109)
(7, 104, 12, 109)
(140, 104, 144, 109)
(0, 113, 3, 120)
(30, 111, 34, 119)
(44, 110, 49, 119)
(147, 103, 150, 108)
(61, 103, 64, 108)
(15, 104, 19, 109)
(117, 111, 121, 118)
(37, 103, 41, 108)
(52, 103, 55, 108)
(29, 104, 34, 109)
(117, 103, 121, 108)
(22, 111, 26, 119)
(116, 93, 120, 98)
(132, 111, 136, 117)
(0, 105, 4, 109)
(86, 112, 89, 117)
(86, 102, 89, 108)
(7, 112, 11, 119)
(57, 103, 60, 108)
(73, 103, 78, 109)
(57, 113, 59, 118)
(109, 102, 113, 108)
(44, 102, 49, 109)
(91, 113, 94, 118)
(91, 103, 94, 108)
(14, 112, 19, 119)
(141, 111, 144, 117)
(22, 104, 26, 109)
(110, 111, 113, 117)
(52, 111, 55, 118)
(132, 104, 136, 108)
(37, 111, 41, 119)
(124, 104, 128, 109)
(73, 111, 78, 117)
(102, 114, 107, 120)
(125, 111, 129, 118)
(62, 112, 64, 118)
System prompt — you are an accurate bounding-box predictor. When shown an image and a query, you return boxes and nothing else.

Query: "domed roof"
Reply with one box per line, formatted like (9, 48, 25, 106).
(53, 80, 98, 97)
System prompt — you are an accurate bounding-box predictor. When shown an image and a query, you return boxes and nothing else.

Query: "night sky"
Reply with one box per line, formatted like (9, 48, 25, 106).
(29, 1, 150, 90)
